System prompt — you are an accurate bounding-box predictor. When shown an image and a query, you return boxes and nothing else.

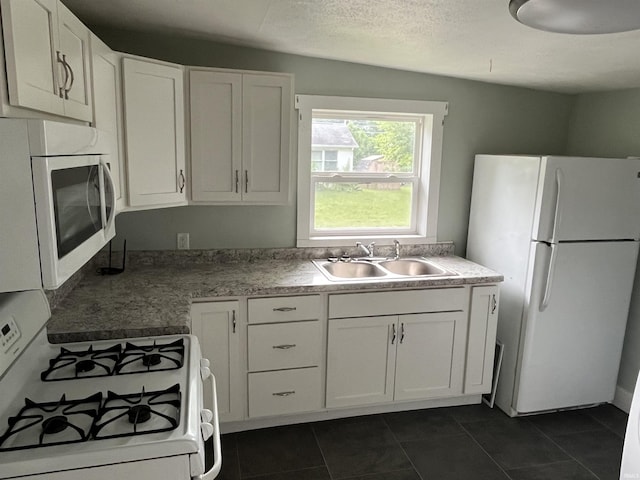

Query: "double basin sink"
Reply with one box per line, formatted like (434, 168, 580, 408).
(313, 257, 457, 282)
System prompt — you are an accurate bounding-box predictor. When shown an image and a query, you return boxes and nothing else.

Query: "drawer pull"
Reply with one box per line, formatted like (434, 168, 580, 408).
(273, 307, 297, 312)
(272, 391, 296, 397)
(272, 344, 297, 350)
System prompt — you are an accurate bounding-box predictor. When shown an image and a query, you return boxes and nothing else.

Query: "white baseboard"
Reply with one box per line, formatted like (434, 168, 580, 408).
(613, 385, 633, 413)
(221, 394, 482, 433)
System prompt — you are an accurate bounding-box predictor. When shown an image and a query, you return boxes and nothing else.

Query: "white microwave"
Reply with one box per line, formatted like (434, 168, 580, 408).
(0, 119, 115, 292)
(32, 154, 116, 289)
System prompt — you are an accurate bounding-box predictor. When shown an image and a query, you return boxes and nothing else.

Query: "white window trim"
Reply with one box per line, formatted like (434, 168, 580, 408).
(295, 94, 448, 248)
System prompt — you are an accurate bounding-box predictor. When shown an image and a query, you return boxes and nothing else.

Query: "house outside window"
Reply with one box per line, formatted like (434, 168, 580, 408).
(296, 95, 448, 247)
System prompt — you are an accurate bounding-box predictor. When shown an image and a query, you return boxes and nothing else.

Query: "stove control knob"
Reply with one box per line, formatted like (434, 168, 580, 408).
(201, 409, 213, 423)
(200, 365, 212, 380)
(201, 422, 214, 441)
(200, 358, 211, 369)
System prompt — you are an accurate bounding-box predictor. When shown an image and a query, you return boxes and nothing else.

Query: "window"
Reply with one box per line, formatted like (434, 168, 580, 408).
(296, 95, 448, 247)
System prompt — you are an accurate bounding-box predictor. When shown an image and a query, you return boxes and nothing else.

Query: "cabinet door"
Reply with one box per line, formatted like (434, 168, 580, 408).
(0, 0, 64, 116)
(242, 74, 291, 203)
(464, 285, 499, 394)
(90, 35, 126, 210)
(326, 316, 396, 408)
(123, 58, 186, 207)
(190, 70, 242, 202)
(190, 301, 242, 422)
(56, 2, 92, 121)
(394, 312, 466, 401)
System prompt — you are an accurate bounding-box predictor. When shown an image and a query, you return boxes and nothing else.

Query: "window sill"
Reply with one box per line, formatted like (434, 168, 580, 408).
(297, 234, 437, 248)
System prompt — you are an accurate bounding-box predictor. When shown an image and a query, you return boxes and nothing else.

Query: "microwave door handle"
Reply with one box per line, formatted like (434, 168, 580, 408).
(100, 159, 117, 232)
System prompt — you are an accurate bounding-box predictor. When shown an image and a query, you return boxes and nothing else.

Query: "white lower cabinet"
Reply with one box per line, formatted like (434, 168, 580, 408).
(394, 312, 466, 401)
(190, 301, 242, 422)
(464, 285, 500, 394)
(326, 311, 466, 408)
(248, 367, 322, 418)
(246, 294, 322, 418)
(190, 285, 500, 426)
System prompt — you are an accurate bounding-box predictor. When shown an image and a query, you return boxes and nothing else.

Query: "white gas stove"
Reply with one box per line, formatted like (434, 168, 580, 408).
(0, 290, 221, 480)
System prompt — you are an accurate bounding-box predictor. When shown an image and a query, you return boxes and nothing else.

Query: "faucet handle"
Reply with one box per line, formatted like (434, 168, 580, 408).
(367, 242, 376, 257)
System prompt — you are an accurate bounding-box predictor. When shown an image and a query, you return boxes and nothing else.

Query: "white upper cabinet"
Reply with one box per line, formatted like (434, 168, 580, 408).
(0, 0, 92, 121)
(122, 57, 187, 208)
(189, 68, 292, 205)
(90, 34, 126, 211)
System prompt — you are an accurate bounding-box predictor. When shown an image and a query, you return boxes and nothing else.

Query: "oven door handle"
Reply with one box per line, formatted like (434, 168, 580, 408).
(197, 368, 222, 480)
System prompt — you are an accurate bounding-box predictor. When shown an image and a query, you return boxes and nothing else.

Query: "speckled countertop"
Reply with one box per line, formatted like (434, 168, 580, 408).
(46, 244, 503, 343)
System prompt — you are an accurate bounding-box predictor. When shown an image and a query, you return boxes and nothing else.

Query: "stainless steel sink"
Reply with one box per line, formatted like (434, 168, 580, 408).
(378, 258, 448, 276)
(313, 257, 457, 282)
(322, 261, 386, 279)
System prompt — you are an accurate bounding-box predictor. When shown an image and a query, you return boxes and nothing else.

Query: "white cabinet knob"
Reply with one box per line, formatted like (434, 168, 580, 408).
(201, 422, 214, 440)
(201, 408, 213, 423)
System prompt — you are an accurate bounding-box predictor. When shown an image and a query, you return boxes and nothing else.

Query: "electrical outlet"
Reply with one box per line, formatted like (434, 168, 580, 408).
(177, 233, 190, 250)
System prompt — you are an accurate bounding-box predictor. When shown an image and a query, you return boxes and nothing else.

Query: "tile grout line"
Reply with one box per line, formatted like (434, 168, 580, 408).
(526, 419, 602, 480)
(381, 414, 426, 480)
(310, 422, 335, 480)
(242, 465, 328, 480)
(454, 416, 517, 480)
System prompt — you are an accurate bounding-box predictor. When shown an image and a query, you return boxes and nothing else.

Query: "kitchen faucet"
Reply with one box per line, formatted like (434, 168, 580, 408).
(356, 241, 375, 258)
(393, 239, 401, 260)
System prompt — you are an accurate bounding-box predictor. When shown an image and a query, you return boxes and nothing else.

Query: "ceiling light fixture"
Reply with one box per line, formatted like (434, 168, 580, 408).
(509, 0, 640, 34)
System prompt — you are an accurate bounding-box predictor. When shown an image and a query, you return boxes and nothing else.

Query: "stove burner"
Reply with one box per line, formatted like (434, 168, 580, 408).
(142, 353, 162, 367)
(115, 339, 185, 375)
(93, 384, 181, 440)
(127, 405, 151, 424)
(41, 344, 121, 381)
(42, 415, 69, 435)
(0, 393, 101, 452)
(76, 360, 96, 374)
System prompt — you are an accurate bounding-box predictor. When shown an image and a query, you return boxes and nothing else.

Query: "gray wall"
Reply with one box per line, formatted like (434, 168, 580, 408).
(94, 27, 573, 253)
(566, 89, 640, 396)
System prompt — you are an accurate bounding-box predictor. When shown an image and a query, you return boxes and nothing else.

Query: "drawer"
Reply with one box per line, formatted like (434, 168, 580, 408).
(248, 295, 321, 324)
(248, 367, 322, 418)
(248, 320, 321, 372)
(329, 288, 467, 318)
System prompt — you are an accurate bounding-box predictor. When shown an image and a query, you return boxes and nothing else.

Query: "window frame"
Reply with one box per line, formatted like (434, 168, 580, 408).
(296, 95, 448, 247)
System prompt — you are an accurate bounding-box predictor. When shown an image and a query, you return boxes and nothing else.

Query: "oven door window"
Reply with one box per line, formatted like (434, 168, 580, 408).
(51, 165, 103, 258)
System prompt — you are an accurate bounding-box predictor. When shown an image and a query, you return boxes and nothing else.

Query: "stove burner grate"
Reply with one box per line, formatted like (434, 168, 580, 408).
(41, 344, 121, 382)
(115, 339, 185, 375)
(93, 384, 181, 439)
(0, 393, 102, 452)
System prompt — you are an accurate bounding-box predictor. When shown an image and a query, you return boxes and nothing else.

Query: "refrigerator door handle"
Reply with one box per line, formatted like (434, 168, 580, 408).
(540, 243, 558, 311)
(550, 168, 564, 243)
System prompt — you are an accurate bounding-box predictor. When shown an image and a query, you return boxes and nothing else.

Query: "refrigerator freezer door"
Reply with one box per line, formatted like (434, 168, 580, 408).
(514, 241, 639, 414)
(532, 156, 640, 242)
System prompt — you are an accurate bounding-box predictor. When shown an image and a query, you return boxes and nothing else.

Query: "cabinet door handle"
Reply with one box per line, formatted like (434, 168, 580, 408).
(245, 170, 249, 193)
(235, 170, 239, 193)
(273, 307, 296, 312)
(272, 391, 295, 397)
(178, 169, 186, 193)
(391, 323, 396, 344)
(491, 294, 497, 314)
(63, 56, 74, 99)
(232, 310, 237, 334)
(272, 344, 296, 350)
(56, 51, 67, 98)
(400, 323, 405, 344)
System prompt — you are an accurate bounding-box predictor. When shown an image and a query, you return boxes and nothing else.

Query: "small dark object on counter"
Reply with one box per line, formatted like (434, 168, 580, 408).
(99, 239, 126, 275)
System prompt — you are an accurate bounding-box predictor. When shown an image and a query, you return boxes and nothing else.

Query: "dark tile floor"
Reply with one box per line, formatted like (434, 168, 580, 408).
(217, 403, 629, 480)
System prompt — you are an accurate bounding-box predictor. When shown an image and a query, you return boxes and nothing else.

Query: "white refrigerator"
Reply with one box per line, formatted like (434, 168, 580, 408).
(467, 155, 640, 416)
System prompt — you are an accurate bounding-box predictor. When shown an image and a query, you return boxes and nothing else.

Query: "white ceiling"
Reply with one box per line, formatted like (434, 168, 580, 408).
(62, 0, 640, 94)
